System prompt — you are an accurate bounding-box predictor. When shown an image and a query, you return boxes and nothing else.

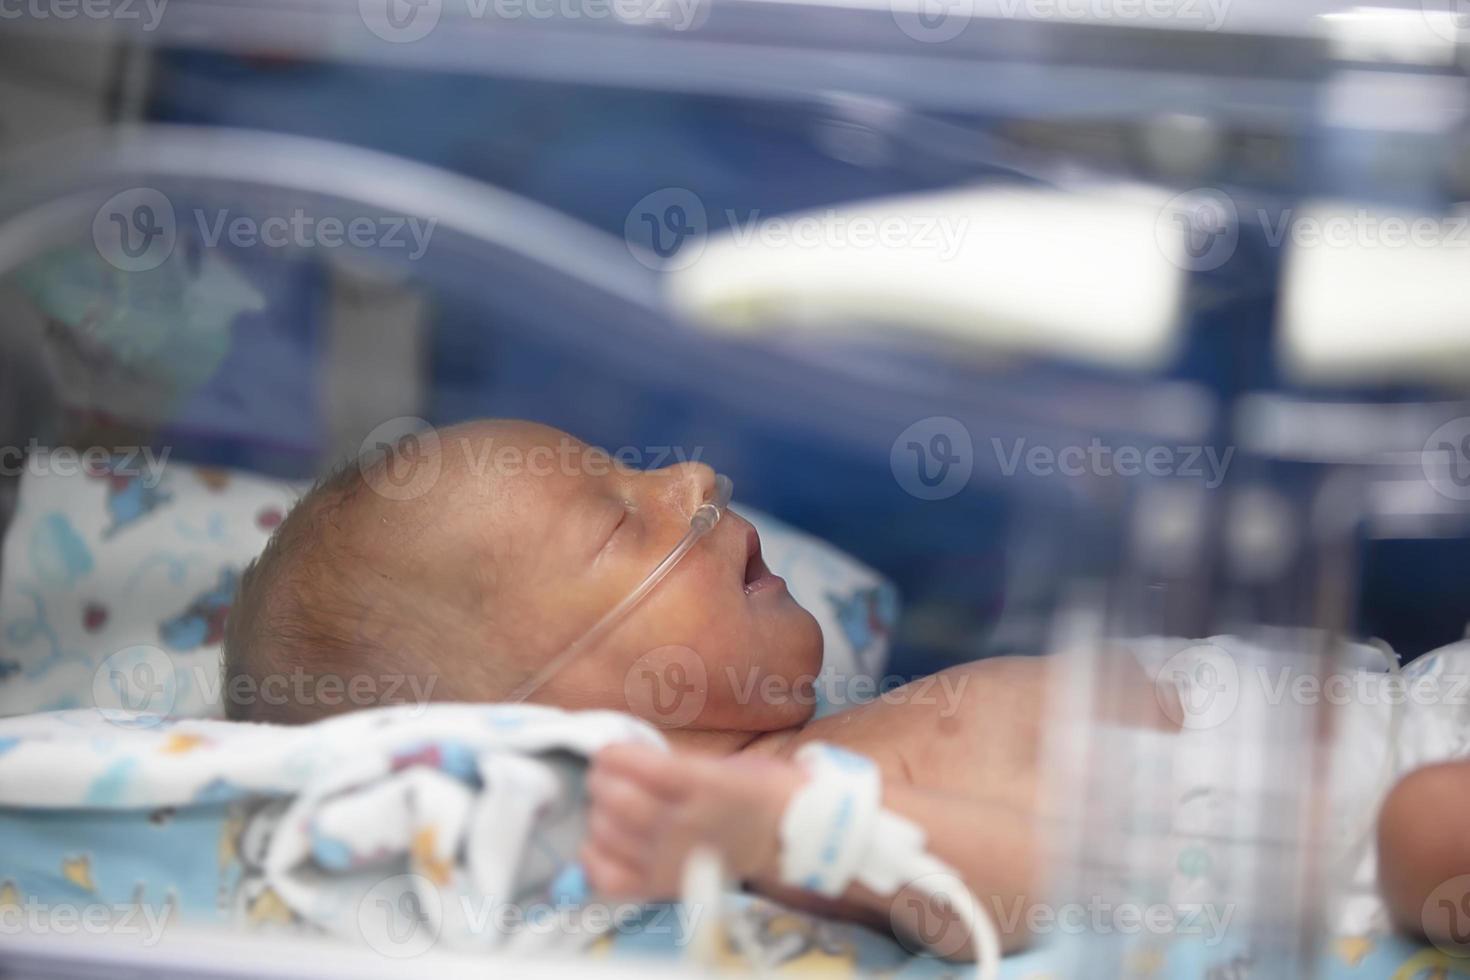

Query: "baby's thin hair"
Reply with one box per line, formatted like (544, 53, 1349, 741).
(221, 454, 443, 723)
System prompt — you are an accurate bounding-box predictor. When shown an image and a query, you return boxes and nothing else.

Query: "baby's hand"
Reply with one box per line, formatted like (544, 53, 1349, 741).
(582, 744, 804, 900)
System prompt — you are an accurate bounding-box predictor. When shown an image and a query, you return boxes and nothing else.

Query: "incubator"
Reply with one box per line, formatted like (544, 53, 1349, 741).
(0, 1, 1469, 979)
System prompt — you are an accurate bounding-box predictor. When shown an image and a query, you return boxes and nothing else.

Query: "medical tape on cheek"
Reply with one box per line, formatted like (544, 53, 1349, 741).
(777, 742, 884, 897)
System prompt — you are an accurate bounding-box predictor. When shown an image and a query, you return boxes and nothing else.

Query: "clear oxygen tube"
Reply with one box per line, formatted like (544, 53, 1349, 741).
(508, 473, 734, 703)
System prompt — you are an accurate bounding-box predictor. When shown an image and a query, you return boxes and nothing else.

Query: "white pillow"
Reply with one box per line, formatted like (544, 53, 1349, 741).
(0, 457, 897, 720)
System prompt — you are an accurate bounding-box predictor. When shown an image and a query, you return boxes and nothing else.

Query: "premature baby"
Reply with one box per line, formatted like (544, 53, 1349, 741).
(222, 418, 1078, 957)
(223, 419, 1468, 958)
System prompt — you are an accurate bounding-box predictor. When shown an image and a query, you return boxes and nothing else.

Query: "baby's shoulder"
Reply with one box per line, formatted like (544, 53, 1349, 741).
(748, 658, 1046, 781)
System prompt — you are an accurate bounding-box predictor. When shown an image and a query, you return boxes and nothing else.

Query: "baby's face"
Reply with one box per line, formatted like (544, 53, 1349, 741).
(397, 421, 823, 733)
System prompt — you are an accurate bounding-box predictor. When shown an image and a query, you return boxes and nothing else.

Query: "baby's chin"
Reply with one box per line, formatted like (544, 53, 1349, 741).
(767, 597, 825, 677)
(748, 605, 826, 716)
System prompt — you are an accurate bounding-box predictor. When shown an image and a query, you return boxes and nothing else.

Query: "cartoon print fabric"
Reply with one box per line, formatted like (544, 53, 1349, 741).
(0, 704, 659, 952)
(0, 703, 1450, 978)
(0, 455, 295, 718)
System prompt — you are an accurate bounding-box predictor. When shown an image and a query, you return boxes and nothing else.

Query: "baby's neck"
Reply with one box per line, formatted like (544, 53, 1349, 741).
(662, 725, 799, 757)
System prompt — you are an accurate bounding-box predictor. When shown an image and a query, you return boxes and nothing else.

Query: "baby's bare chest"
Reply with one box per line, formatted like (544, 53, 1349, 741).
(780, 658, 1049, 805)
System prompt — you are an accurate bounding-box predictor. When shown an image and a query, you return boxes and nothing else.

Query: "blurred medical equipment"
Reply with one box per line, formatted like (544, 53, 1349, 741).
(1042, 228, 1470, 977)
(1281, 200, 1470, 384)
(667, 185, 1188, 371)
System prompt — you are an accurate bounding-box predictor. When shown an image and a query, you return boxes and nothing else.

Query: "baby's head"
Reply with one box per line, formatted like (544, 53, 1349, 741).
(222, 420, 823, 735)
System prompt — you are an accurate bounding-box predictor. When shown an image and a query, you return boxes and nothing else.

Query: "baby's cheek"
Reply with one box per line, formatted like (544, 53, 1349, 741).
(644, 564, 746, 643)
(607, 581, 734, 686)
(615, 563, 824, 726)
(761, 600, 823, 674)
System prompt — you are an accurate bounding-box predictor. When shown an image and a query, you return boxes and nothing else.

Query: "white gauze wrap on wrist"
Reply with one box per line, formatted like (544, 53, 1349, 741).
(777, 742, 884, 897)
(773, 742, 1002, 980)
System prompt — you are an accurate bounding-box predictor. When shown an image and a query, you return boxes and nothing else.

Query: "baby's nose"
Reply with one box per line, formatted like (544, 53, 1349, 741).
(654, 460, 717, 513)
(678, 461, 718, 505)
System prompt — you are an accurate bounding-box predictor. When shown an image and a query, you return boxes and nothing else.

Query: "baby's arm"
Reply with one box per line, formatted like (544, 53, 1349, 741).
(582, 743, 1037, 959)
(1378, 759, 1470, 942)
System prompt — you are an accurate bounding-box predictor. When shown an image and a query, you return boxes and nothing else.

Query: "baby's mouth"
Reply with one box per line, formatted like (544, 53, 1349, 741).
(742, 525, 785, 597)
